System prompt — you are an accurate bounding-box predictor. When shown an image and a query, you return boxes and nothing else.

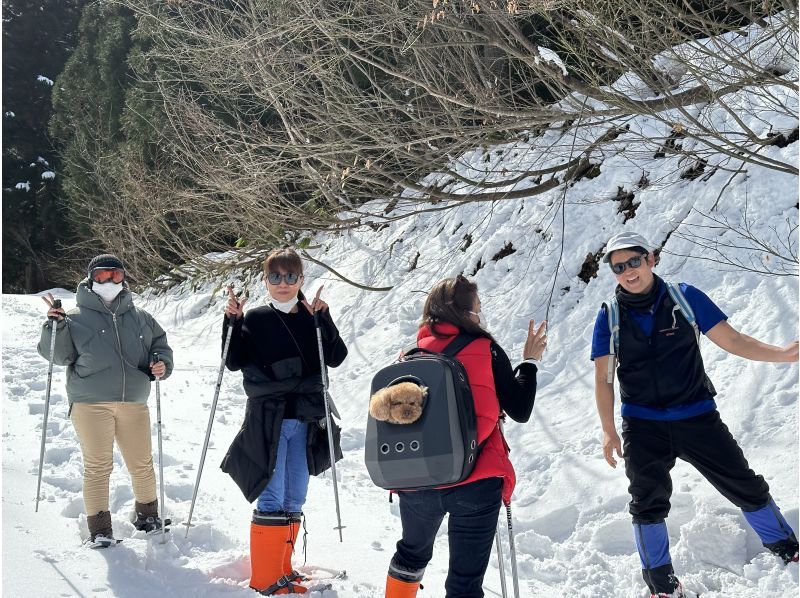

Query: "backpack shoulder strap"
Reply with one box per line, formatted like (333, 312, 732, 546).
(441, 333, 478, 358)
(602, 298, 620, 384)
(665, 281, 700, 344)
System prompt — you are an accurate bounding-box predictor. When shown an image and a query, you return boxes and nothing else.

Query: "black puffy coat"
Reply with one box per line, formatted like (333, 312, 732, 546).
(219, 306, 347, 502)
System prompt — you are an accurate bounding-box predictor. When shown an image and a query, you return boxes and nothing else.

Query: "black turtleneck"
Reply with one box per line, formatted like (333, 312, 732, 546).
(616, 274, 663, 312)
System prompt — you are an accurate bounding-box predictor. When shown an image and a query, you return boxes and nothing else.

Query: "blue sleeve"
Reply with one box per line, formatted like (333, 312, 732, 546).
(679, 283, 727, 334)
(590, 306, 612, 360)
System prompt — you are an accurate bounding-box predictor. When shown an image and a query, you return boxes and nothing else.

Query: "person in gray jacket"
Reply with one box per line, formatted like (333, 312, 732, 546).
(38, 254, 174, 546)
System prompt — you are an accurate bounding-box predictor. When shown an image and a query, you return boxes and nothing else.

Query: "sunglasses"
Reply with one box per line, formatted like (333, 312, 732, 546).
(266, 272, 301, 285)
(91, 267, 125, 284)
(610, 254, 647, 275)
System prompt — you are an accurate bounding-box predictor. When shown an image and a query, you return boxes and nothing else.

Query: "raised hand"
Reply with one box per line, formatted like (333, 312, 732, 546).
(224, 285, 247, 319)
(301, 286, 329, 315)
(523, 319, 547, 361)
(42, 292, 65, 321)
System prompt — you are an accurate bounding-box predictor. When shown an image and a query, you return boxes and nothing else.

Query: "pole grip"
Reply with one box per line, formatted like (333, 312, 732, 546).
(48, 299, 62, 321)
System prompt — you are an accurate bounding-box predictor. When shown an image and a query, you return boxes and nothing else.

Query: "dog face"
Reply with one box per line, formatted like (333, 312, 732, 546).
(369, 382, 428, 424)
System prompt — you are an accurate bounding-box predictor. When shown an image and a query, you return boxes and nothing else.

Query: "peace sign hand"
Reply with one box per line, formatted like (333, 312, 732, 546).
(523, 319, 547, 361)
(301, 286, 329, 315)
(224, 286, 248, 319)
(42, 292, 65, 321)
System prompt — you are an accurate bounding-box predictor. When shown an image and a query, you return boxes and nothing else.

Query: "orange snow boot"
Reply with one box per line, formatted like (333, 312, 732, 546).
(385, 575, 420, 598)
(281, 513, 307, 589)
(249, 512, 306, 595)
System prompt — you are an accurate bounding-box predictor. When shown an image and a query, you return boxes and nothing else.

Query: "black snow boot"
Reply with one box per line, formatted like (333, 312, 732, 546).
(643, 563, 682, 597)
(133, 500, 170, 533)
(87, 510, 116, 547)
(765, 533, 799, 564)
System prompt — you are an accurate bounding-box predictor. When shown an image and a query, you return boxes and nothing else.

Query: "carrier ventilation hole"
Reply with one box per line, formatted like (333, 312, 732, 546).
(470, 440, 476, 449)
(410, 440, 420, 451)
(395, 442, 405, 453)
(380, 443, 390, 454)
(468, 454, 474, 463)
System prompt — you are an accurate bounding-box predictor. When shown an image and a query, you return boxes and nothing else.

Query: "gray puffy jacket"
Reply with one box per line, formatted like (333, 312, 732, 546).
(37, 281, 174, 404)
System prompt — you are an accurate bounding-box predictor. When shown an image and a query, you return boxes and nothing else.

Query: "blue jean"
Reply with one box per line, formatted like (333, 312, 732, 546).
(392, 477, 502, 598)
(257, 419, 310, 513)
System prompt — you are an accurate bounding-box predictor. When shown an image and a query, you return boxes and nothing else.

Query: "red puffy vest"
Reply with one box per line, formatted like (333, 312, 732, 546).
(417, 323, 516, 504)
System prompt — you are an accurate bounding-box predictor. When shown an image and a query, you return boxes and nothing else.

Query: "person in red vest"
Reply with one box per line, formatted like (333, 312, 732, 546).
(384, 274, 547, 598)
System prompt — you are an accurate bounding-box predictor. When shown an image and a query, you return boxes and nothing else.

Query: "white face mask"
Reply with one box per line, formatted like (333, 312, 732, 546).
(93, 281, 123, 303)
(269, 293, 299, 314)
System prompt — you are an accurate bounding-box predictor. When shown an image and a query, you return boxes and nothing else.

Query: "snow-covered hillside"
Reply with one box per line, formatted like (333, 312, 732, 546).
(3, 15, 799, 598)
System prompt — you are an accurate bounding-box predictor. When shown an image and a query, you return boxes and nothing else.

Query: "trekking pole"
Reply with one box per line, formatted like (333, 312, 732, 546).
(313, 310, 345, 542)
(497, 415, 520, 598)
(495, 524, 509, 598)
(36, 299, 61, 512)
(505, 504, 520, 598)
(184, 312, 237, 537)
(153, 352, 167, 544)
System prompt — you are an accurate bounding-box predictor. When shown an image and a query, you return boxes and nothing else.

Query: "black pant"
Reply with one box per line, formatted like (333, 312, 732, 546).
(622, 410, 770, 522)
(392, 477, 502, 598)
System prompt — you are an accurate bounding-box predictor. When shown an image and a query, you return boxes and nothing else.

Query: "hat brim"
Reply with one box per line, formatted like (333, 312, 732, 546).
(602, 245, 647, 262)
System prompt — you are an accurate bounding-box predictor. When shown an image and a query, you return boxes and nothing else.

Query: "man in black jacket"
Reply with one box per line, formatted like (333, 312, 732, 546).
(591, 232, 798, 598)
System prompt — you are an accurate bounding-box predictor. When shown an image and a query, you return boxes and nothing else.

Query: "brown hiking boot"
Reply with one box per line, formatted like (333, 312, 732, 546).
(87, 510, 114, 543)
(135, 499, 158, 518)
(133, 499, 169, 533)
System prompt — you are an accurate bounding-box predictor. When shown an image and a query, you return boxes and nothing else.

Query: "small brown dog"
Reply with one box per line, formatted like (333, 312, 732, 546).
(369, 382, 428, 424)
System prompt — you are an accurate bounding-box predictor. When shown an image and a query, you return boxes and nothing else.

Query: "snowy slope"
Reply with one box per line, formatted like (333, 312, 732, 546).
(3, 17, 799, 598)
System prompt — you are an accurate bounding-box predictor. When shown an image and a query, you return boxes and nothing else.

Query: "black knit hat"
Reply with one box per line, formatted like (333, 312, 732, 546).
(87, 254, 125, 277)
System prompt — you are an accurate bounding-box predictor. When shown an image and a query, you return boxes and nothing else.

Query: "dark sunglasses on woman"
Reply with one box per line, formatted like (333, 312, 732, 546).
(266, 272, 300, 285)
(610, 254, 647, 275)
(91, 267, 125, 284)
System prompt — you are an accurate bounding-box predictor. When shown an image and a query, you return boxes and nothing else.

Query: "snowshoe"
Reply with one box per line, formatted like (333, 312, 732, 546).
(305, 582, 333, 593)
(133, 514, 171, 534)
(254, 575, 306, 595)
(86, 535, 122, 549)
(132, 499, 170, 534)
(286, 570, 310, 583)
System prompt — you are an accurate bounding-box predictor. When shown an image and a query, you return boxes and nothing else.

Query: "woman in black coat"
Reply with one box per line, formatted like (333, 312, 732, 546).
(220, 248, 347, 595)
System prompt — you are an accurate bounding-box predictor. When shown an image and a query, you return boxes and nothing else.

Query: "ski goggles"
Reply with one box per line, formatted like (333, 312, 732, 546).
(266, 271, 301, 285)
(609, 254, 646, 275)
(90, 267, 125, 284)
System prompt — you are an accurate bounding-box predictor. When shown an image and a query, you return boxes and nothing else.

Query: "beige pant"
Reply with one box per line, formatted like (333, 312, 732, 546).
(70, 402, 157, 516)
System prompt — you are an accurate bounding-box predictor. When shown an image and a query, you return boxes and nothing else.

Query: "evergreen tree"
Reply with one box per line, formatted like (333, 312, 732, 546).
(49, 2, 137, 244)
(2, 0, 84, 292)
(48, 2, 176, 282)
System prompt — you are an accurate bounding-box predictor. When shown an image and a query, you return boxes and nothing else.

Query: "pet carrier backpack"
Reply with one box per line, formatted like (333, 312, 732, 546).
(365, 334, 482, 490)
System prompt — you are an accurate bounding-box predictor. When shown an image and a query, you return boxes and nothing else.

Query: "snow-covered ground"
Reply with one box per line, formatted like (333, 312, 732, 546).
(3, 16, 798, 598)
(4, 168, 797, 597)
